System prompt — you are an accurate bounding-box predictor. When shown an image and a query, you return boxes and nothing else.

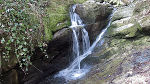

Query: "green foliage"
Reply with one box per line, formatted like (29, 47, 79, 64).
(0, 0, 46, 72)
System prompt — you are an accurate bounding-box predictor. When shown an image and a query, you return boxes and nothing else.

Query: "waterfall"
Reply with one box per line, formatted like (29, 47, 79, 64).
(55, 5, 115, 81)
(70, 5, 90, 70)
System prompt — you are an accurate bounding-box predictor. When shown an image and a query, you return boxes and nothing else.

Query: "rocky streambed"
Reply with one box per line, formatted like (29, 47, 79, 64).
(1, 0, 150, 84)
(39, 0, 150, 84)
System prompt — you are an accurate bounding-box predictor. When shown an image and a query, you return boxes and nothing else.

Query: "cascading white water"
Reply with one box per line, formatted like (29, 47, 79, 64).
(55, 5, 115, 81)
(72, 28, 80, 69)
(70, 5, 90, 70)
(55, 5, 90, 80)
(81, 28, 90, 53)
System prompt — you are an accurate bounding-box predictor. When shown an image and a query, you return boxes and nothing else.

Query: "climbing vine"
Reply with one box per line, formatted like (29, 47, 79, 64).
(0, 0, 47, 72)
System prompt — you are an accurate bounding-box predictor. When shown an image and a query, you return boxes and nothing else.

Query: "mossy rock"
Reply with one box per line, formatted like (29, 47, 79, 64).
(112, 6, 135, 21)
(76, 34, 150, 84)
(107, 17, 142, 38)
(43, 0, 87, 41)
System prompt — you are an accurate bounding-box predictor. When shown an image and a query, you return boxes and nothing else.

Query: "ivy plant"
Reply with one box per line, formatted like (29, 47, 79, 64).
(0, 0, 47, 72)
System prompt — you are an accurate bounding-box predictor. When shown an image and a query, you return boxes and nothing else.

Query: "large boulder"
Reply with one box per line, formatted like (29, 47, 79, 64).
(107, 17, 142, 38)
(112, 6, 135, 21)
(76, 1, 112, 24)
(76, 0, 113, 43)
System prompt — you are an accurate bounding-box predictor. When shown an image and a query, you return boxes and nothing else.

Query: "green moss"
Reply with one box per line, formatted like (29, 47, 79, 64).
(43, 0, 87, 40)
(107, 21, 142, 38)
(99, 58, 123, 76)
(80, 54, 125, 84)
(120, 22, 141, 38)
(110, 35, 150, 49)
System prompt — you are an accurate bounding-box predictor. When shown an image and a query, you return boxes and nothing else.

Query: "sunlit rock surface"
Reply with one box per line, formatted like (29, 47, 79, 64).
(71, 0, 150, 84)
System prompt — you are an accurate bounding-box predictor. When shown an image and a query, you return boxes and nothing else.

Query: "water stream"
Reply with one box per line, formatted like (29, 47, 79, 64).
(55, 4, 114, 81)
(70, 5, 90, 70)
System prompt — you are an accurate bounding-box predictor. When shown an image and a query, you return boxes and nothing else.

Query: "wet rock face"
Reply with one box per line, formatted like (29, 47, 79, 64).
(76, 1, 113, 43)
(47, 28, 73, 69)
(76, 1, 112, 24)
